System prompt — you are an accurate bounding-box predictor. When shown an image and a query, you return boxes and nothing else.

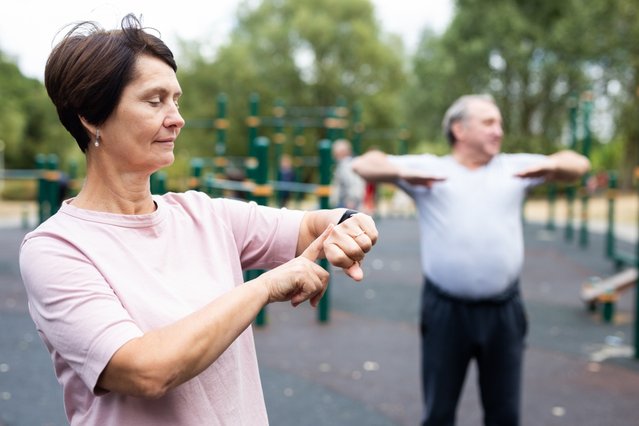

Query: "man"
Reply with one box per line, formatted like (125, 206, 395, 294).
(330, 139, 366, 210)
(352, 94, 590, 425)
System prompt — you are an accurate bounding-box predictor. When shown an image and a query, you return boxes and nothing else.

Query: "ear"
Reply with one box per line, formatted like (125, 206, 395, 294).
(450, 121, 464, 142)
(79, 116, 97, 137)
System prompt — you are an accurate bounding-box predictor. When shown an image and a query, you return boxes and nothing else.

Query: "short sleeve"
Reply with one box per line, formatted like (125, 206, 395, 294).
(20, 236, 143, 393)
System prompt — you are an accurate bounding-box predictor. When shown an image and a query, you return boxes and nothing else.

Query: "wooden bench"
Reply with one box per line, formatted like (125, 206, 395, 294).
(580, 267, 638, 322)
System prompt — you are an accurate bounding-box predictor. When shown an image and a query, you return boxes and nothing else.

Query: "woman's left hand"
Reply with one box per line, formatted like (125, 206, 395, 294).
(323, 213, 378, 281)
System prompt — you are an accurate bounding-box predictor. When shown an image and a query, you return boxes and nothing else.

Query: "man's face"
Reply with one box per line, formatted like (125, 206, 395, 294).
(454, 99, 503, 161)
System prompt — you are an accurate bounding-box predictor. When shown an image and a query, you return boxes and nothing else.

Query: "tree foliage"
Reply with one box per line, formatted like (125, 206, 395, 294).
(0, 52, 70, 169)
(176, 0, 406, 158)
(408, 0, 638, 186)
(0, 0, 637, 186)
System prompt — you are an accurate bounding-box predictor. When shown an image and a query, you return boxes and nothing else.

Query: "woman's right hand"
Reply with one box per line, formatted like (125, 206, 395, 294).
(256, 225, 333, 307)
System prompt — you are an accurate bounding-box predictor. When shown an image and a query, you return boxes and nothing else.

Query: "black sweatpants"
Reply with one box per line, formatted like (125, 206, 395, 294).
(420, 278, 528, 426)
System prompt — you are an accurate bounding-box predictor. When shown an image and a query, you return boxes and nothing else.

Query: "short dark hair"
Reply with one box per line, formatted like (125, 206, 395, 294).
(45, 14, 177, 152)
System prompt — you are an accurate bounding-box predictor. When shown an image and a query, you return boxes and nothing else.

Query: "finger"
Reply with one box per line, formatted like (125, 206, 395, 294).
(344, 261, 364, 281)
(291, 279, 325, 307)
(301, 224, 334, 261)
(309, 283, 328, 307)
(290, 263, 328, 306)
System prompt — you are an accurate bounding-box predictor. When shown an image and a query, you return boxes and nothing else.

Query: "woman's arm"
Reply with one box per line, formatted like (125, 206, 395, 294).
(98, 227, 334, 398)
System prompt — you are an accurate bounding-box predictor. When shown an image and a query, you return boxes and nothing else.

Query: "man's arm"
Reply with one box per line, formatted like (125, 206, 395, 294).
(351, 150, 402, 182)
(515, 150, 591, 182)
(351, 150, 446, 187)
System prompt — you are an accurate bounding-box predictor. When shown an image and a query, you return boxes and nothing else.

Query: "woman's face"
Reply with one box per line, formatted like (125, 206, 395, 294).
(99, 54, 184, 174)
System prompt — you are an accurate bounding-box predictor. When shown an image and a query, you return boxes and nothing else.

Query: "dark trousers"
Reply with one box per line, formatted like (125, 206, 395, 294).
(420, 278, 528, 426)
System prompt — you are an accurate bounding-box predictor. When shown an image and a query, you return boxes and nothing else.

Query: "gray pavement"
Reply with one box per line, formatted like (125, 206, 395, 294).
(1, 217, 638, 425)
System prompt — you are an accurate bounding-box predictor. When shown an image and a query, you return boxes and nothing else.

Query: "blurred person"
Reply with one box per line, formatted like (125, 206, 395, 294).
(330, 139, 365, 210)
(352, 94, 589, 426)
(277, 153, 296, 207)
(19, 14, 378, 425)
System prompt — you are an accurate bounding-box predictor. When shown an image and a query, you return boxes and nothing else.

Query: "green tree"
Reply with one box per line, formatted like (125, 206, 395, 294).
(0, 51, 70, 169)
(408, 0, 637, 187)
(409, 0, 597, 152)
(175, 0, 407, 160)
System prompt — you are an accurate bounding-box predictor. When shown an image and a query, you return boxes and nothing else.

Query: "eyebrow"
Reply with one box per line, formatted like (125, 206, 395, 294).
(140, 86, 182, 98)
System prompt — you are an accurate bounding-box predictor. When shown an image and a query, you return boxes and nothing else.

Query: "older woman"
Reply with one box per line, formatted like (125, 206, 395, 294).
(19, 14, 377, 425)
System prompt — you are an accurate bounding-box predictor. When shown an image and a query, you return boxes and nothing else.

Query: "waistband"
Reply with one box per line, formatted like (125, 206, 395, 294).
(424, 277, 520, 305)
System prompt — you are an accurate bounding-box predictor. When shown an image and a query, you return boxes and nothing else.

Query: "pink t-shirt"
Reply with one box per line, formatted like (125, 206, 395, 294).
(19, 191, 304, 425)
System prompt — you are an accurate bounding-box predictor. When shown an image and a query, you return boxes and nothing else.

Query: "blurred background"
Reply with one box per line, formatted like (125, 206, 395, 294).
(1, 0, 636, 201)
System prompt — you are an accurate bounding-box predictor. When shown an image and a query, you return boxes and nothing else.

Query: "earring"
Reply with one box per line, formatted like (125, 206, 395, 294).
(94, 129, 100, 147)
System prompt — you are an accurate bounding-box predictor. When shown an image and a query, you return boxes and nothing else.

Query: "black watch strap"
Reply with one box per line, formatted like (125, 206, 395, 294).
(337, 209, 359, 224)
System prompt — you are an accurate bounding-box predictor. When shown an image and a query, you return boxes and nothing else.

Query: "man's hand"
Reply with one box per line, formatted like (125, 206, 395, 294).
(516, 150, 590, 182)
(399, 169, 447, 188)
(515, 158, 559, 180)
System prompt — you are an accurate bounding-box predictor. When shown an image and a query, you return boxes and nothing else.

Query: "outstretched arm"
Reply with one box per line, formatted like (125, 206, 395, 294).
(351, 150, 446, 187)
(515, 150, 591, 182)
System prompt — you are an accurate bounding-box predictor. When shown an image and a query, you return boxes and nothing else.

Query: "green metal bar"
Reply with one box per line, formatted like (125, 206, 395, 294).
(564, 185, 575, 242)
(272, 99, 286, 185)
(293, 129, 305, 205)
(253, 137, 270, 327)
(578, 176, 589, 248)
(317, 139, 333, 323)
(150, 171, 166, 195)
(546, 184, 556, 231)
(351, 102, 363, 156)
(46, 154, 61, 216)
(189, 158, 204, 191)
(601, 293, 615, 324)
(578, 92, 593, 248)
(564, 96, 577, 241)
(335, 97, 348, 140)
(215, 93, 228, 177)
(605, 171, 617, 259)
(397, 127, 409, 155)
(248, 93, 260, 158)
(35, 154, 47, 224)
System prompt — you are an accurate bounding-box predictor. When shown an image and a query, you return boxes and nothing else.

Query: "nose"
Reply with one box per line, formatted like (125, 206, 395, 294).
(165, 105, 185, 129)
(493, 122, 503, 139)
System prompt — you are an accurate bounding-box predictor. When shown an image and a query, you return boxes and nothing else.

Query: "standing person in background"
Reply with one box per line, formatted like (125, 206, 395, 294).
(19, 14, 378, 425)
(352, 94, 590, 426)
(330, 139, 366, 210)
(277, 153, 296, 207)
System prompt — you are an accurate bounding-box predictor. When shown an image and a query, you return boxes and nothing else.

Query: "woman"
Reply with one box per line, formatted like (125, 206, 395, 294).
(19, 14, 377, 425)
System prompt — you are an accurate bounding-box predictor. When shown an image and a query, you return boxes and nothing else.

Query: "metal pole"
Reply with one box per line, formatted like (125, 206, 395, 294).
(352, 102, 363, 156)
(253, 137, 271, 327)
(317, 139, 332, 323)
(579, 93, 593, 248)
(214, 93, 228, 177)
(546, 184, 556, 231)
(35, 154, 47, 224)
(565, 96, 578, 242)
(605, 171, 617, 259)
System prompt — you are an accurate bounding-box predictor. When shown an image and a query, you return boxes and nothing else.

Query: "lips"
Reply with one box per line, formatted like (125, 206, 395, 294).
(155, 137, 176, 143)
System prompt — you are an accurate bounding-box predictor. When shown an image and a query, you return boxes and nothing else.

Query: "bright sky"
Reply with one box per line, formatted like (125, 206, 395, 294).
(0, 0, 452, 81)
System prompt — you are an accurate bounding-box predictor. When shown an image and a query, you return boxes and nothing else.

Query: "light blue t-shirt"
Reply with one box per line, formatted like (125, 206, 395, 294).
(390, 153, 547, 299)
